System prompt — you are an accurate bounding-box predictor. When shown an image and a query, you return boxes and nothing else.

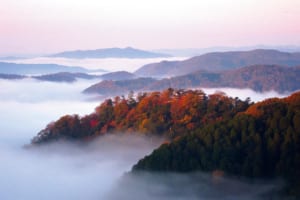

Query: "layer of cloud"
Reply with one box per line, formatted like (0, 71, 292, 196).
(0, 135, 160, 200)
(105, 172, 283, 200)
(201, 87, 289, 102)
(0, 78, 291, 200)
(0, 78, 161, 200)
(0, 79, 100, 146)
(4, 57, 187, 73)
(0, 78, 101, 102)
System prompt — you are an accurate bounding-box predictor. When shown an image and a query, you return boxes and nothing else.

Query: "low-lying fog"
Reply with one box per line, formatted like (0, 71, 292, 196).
(4, 57, 187, 72)
(0, 78, 289, 199)
(201, 87, 288, 102)
(0, 79, 161, 200)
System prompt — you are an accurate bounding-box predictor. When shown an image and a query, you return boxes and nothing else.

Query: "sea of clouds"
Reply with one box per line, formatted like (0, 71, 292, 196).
(0, 78, 161, 200)
(0, 74, 290, 199)
(4, 57, 187, 73)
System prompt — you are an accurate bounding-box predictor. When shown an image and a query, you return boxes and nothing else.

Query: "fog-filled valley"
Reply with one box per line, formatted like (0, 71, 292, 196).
(0, 74, 293, 199)
(106, 172, 282, 200)
(1, 56, 186, 73)
(0, 78, 162, 200)
(2, 0, 300, 198)
(0, 135, 161, 200)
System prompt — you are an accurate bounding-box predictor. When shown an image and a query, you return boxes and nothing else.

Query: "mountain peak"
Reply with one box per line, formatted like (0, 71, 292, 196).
(48, 47, 171, 59)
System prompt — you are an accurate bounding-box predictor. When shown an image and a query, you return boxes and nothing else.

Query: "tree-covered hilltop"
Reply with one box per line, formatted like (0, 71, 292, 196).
(30, 89, 300, 197)
(31, 89, 251, 144)
(132, 91, 300, 196)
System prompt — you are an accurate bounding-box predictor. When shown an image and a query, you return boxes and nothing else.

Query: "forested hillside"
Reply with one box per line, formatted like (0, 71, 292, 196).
(133, 91, 300, 196)
(32, 89, 250, 144)
(31, 88, 300, 197)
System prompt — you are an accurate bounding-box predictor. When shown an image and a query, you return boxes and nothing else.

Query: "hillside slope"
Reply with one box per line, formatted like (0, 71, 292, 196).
(84, 65, 300, 94)
(133, 92, 300, 196)
(135, 49, 300, 77)
(31, 89, 250, 144)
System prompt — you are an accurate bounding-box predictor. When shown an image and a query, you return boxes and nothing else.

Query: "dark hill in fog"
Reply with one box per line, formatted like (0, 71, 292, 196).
(0, 61, 92, 75)
(84, 65, 300, 94)
(83, 77, 156, 96)
(0, 71, 136, 83)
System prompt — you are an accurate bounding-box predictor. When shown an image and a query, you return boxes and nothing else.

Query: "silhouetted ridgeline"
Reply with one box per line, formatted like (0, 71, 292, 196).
(34, 71, 136, 83)
(132, 91, 300, 197)
(0, 73, 25, 80)
(83, 78, 156, 95)
(48, 47, 171, 59)
(84, 65, 300, 94)
(148, 65, 300, 93)
(0, 62, 90, 75)
(0, 71, 136, 83)
(135, 49, 300, 77)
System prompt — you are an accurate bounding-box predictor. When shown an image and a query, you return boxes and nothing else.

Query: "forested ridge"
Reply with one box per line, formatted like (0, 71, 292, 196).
(31, 88, 300, 197)
(31, 88, 250, 144)
(133, 91, 300, 196)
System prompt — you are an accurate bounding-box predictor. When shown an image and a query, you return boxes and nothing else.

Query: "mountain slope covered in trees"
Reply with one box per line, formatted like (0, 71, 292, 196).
(84, 65, 300, 95)
(135, 49, 300, 77)
(133, 91, 300, 196)
(31, 89, 251, 144)
(30, 89, 300, 197)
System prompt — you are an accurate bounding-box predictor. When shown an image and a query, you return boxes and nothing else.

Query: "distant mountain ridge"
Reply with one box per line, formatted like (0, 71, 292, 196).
(0, 71, 136, 83)
(84, 65, 300, 94)
(147, 65, 300, 93)
(83, 78, 156, 95)
(154, 45, 300, 57)
(0, 61, 97, 75)
(135, 49, 300, 77)
(48, 47, 171, 59)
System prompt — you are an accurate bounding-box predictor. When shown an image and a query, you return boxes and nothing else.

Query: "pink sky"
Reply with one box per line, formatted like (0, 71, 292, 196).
(0, 0, 300, 55)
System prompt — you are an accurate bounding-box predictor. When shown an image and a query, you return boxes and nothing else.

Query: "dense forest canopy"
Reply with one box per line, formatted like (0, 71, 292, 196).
(31, 88, 300, 197)
(31, 88, 251, 144)
(133, 91, 300, 196)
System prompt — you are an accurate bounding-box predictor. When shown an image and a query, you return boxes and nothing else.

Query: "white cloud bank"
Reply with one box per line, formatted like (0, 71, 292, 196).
(201, 87, 289, 102)
(5, 57, 187, 73)
(0, 135, 159, 200)
(0, 78, 291, 200)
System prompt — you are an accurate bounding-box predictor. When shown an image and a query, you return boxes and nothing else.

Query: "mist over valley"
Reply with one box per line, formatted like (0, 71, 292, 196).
(2, 42, 300, 199)
(0, 71, 295, 199)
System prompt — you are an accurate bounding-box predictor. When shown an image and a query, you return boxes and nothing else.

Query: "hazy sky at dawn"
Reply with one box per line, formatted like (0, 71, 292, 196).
(0, 0, 300, 55)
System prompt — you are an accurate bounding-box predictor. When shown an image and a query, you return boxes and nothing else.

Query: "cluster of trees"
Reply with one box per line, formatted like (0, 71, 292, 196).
(31, 88, 251, 144)
(133, 91, 300, 196)
(31, 88, 300, 197)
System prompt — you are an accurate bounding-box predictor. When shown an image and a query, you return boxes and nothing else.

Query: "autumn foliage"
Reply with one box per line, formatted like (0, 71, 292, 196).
(31, 88, 250, 144)
(133, 91, 300, 196)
